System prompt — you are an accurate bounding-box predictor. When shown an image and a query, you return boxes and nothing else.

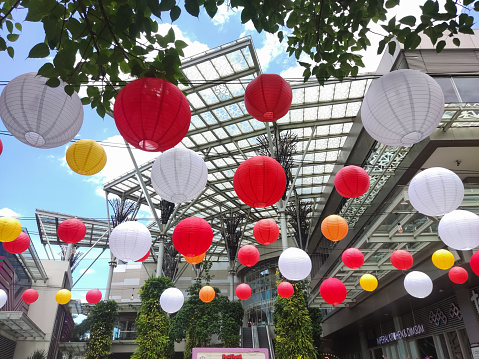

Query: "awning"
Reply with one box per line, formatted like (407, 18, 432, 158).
(0, 312, 45, 339)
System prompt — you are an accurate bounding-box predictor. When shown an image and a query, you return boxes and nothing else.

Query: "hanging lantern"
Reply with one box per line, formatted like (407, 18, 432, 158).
(277, 282, 294, 299)
(404, 271, 433, 298)
(22, 288, 39, 304)
(408, 167, 464, 217)
(0, 72, 83, 148)
(342, 248, 364, 269)
(56, 289, 72, 305)
(160, 288, 184, 313)
(172, 217, 213, 257)
(320, 278, 347, 305)
(66, 139, 107, 176)
(236, 284, 252, 300)
(233, 156, 287, 208)
(0, 289, 6, 309)
(0, 217, 21, 243)
(278, 247, 312, 281)
(57, 218, 86, 244)
(360, 274, 378, 292)
(86, 289, 102, 304)
(238, 245, 260, 267)
(244, 74, 292, 122)
(253, 219, 279, 245)
(3, 231, 30, 254)
(109, 221, 152, 261)
(334, 166, 370, 198)
(432, 249, 455, 270)
(151, 148, 208, 204)
(0, 138, 3, 155)
(438, 210, 479, 250)
(321, 215, 348, 242)
(199, 285, 215, 303)
(390, 250, 413, 270)
(184, 252, 206, 265)
(134, 249, 151, 262)
(113, 78, 191, 152)
(361, 69, 444, 147)
(449, 267, 468, 284)
(471, 251, 479, 277)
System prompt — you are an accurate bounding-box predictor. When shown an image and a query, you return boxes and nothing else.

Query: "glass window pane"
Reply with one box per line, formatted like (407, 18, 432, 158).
(434, 78, 458, 103)
(453, 77, 479, 103)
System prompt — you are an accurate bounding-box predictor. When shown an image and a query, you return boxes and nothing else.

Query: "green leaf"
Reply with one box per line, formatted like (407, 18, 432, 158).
(64, 85, 74, 96)
(453, 37, 460, 47)
(475, 2, 479, 11)
(28, 43, 50, 58)
(6, 20, 13, 34)
(166, 27, 176, 43)
(7, 34, 19, 42)
(436, 40, 446, 53)
(15, 22, 22, 31)
(204, 0, 218, 18)
(45, 77, 60, 88)
(81, 97, 91, 105)
(0, 37, 7, 51)
(170, 6, 181, 22)
(387, 41, 397, 55)
(385, 0, 400, 8)
(399, 16, 416, 27)
(7, 46, 14, 58)
(159, 0, 176, 11)
(185, 0, 200, 17)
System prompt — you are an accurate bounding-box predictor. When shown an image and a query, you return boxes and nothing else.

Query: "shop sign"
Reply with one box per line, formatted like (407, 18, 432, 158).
(376, 324, 425, 345)
(193, 348, 268, 359)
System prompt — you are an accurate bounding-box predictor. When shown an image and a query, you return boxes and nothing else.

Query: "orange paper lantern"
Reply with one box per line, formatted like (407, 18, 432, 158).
(321, 215, 348, 242)
(184, 252, 206, 265)
(199, 285, 215, 303)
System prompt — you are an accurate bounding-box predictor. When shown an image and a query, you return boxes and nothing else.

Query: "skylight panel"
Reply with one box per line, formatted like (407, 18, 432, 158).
(191, 133, 208, 145)
(227, 50, 248, 72)
(332, 103, 347, 118)
(304, 107, 317, 121)
(211, 56, 235, 77)
(183, 66, 204, 82)
(187, 93, 206, 109)
(226, 83, 245, 97)
(225, 124, 241, 136)
(197, 61, 220, 81)
(226, 104, 244, 118)
(237, 121, 253, 133)
(318, 105, 333, 119)
(305, 86, 320, 103)
(346, 102, 361, 117)
(200, 111, 217, 125)
(241, 47, 254, 67)
(213, 128, 229, 139)
(333, 82, 351, 100)
(213, 107, 231, 121)
(212, 84, 233, 101)
(191, 115, 205, 129)
(292, 88, 305, 104)
(200, 88, 220, 105)
(181, 137, 195, 148)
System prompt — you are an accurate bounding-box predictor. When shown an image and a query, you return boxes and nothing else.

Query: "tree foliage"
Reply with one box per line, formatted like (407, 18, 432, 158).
(85, 300, 118, 359)
(71, 316, 91, 342)
(308, 307, 323, 354)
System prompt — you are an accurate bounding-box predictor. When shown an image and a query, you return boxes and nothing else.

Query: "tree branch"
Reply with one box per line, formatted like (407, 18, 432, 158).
(0, 0, 21, 24)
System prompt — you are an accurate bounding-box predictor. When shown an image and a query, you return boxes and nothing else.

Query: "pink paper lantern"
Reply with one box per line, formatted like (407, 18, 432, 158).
(334, 166, 370, 198)
(448, 267, 468, 284)
(253, 219, 279, 245)
(86, 289, 103, 304)
(22, 289, 39, 304)
(342, 248, 364, 269)
(390, 250, 413, 270)
(236, 284, 252, 300)
(238, 245, 260, 267)
(277, 282, 294, 299)
(320, 278, 347, 305)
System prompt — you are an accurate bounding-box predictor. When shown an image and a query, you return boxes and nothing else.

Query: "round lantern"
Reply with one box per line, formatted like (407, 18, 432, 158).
(277, 282, 294, 299)
(404, 271, 433, 298)
(253, 219, 279, 245)
(22, 289, 39, 304)
(199, 285, 215, 303)
(238, 245, 260, 267)
(390, 250, 413, 270)
(470, 251, 479, 277)
(236, 284, 252, 300)
(244, 74, 292, 122)
(160, 288, 184, 313)
(57, 218, 86, 244)
(360, 274, 378, 292)
(0, 138, 3, 155)
(113, 78, 191, 152)
(432, 249, 455, 270)
(408, 167, 464, 217)
(320, 278, 347, 305)
(360, 69, 445, 147)
(342, 248, 364, 269)
(86, 289, 102, 304)
(0, 217, 21, 243)
(109, 221, 152, 261)
(0, 289, 7, 309)
(3, 232, 30, 254)
(334, 166, 370, 198)
(449, 266, 468, 284)
(233, 156, 287, 208)
(321, 215, 348, 242)
(184, 252, 206, 265)
(172, 217, 213, 257)
(151, 148, 208, 204)
(66, 139, 107, 176)
(0, 72, 83, 148)
(278, 247, 312, 281)
(438, 210, 479, 250)
(56, 289, 72, 305)
(134, 249, 151, 262)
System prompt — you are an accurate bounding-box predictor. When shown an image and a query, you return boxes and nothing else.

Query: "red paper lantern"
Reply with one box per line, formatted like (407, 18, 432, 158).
(135, 249, 150, 262)
(390, 250, 413, 270)
(334, 165, 370, 198)
(238, 245, 260, 267)
(320, 278, 347, 305)
(342, 248, 364, 269)
(244, 74, 292, 122)
(233, 156, 286, 208)
(471, 251, 479, 276)
(3, 232, 30, 254)
(113, 78, 191, 152)
(173, 217, 213, 257)
(22, 288, 39, 304)
(86, 289, 103, 304)
(0, 138, 3, 155)
(448, 266, 468, 284)
(253, 219, 279, 245)
(277, 282, 294, 299)
(236, 283, 252, 300)
(57, 218, 86, 244)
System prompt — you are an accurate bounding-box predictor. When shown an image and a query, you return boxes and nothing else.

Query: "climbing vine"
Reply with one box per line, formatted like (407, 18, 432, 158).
(85, 300, 118, 359)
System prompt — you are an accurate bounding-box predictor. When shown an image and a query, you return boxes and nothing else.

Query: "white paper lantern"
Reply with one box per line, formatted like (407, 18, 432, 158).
(408, 167, 464, 216)
(438, 210, 479, 250)
(278, 247, 312, 281)
(109, 221, 152, 262)
(0, 289, 7, 308)
(160, 287, 184, 313)
(404, 271, 433, 298)
(361, 69, 445, 147)
(151, 148, 208, 204)
(0, 73, 83, 149)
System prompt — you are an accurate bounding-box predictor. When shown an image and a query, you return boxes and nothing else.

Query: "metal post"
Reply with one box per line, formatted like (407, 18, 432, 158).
(156, 233, 165, 278)
(279, 208, 289, 250)
(229, 266, 235, 301)
(64, 243, 73, 262)
(105, 191, 116, 301)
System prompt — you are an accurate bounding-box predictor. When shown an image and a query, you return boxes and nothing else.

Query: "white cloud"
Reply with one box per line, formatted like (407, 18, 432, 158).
(211, 5, 237, 27)
(0, 208, 21, 218)
(256, 32, 288, 72)
(79, 268, 95, 275)
(155, 24, 209, 59)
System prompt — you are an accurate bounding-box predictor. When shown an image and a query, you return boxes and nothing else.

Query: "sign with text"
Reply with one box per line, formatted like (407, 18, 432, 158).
(192, 348, 268, 359)
(376, 324, 425, 345)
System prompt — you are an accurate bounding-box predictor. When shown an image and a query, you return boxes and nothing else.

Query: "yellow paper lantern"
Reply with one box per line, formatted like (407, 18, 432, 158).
(432, 249, 455, 270)
(184, 252, 206, 265)
(0, 217, 22, 243)
(360, 274, 378, 292)
(66, 139, 107, 176)
(56, 289, 72, 305)
(199, 285, 215, 303)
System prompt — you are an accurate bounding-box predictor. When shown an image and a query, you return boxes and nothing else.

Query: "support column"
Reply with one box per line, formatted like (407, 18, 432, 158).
(64, 243, 73, 263)
(105, 253, 117, 300)
(229, 266, 236, 301)
(359, 329, 370, 359)
(393, 316, 409, 359)
(156, 234, 165, 277)
(279, 206, 288, 250)
(454, 284, 479, 345)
